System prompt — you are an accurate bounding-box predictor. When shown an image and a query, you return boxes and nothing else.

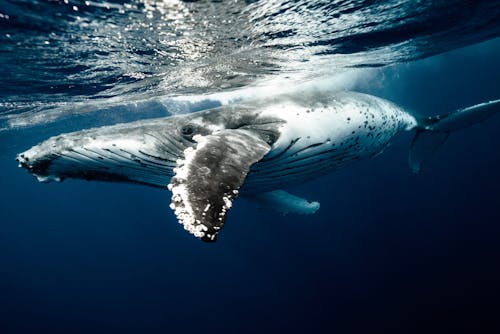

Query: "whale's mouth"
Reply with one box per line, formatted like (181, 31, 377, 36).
(16, 151, 63, 183)
(16, 125, 185, 188)
(16, 149, 138, 184)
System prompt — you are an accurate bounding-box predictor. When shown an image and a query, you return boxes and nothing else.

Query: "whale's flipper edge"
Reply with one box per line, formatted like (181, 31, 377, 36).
(409, 99, 500, 173)
(168, 129, 271, 242)
(251, 190, 320, 216)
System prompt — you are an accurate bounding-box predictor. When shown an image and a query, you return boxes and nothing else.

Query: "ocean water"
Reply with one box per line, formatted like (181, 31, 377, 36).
(1, 1, 500, 333)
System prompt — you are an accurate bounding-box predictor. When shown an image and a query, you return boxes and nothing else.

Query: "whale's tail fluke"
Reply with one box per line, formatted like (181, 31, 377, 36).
(409, 99, 500, 173)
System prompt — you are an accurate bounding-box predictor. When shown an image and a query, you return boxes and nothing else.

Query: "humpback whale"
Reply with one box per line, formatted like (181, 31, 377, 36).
(16, 91, 500, 242)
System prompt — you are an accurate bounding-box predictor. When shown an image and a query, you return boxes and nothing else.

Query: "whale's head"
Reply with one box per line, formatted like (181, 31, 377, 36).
(17, 106, 281, 185)
(17, 105, 283, 242)
(16, 116, 189, 187)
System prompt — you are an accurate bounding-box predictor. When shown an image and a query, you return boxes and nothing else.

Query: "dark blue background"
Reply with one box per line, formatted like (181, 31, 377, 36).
(1, 39, 500, 333)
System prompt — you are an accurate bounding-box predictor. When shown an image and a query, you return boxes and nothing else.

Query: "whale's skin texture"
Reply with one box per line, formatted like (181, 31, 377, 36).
(245, 91, 417, 192)
(17, 91, 418, 241)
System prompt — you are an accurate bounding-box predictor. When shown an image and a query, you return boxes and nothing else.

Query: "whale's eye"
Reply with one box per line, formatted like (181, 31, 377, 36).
(181, 124, 195, 136)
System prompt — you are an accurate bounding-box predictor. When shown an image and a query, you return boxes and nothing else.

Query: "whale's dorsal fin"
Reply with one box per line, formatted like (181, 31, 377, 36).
(168, 129, 271, 242)
(250, 190, 320, 216)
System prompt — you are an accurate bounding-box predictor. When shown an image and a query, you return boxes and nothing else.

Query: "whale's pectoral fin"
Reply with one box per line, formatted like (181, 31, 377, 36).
(250, 190, 320, 216)
(168, 130, 271, 242)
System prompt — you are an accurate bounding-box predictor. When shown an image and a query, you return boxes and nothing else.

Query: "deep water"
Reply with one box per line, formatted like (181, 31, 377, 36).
(1, 1, 500, 333)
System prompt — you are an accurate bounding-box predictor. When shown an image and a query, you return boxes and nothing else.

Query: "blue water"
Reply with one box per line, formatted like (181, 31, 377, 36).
(1, 1, 500, 333)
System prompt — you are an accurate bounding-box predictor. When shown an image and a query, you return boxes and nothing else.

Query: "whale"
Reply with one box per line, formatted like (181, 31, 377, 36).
(16, 91, 500, 242)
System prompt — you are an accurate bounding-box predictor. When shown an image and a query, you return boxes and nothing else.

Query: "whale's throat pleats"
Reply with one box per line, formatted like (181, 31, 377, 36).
(168, 129, 271, 242)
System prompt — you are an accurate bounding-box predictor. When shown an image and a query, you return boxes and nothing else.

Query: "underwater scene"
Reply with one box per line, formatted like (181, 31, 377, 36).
(1, 1, 500, 333)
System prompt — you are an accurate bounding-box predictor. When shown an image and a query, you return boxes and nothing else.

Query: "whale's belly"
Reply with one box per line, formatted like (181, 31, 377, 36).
(244, 92, 417, 192)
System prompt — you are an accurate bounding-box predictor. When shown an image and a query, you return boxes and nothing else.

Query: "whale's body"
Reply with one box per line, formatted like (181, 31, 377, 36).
(17, 91, 500, 241)
(246, 92, 416, 192)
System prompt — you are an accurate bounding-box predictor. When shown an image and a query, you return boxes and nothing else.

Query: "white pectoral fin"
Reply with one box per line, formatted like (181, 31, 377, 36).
(251, 190, 320, 216)
(168, 129, 271, 242)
